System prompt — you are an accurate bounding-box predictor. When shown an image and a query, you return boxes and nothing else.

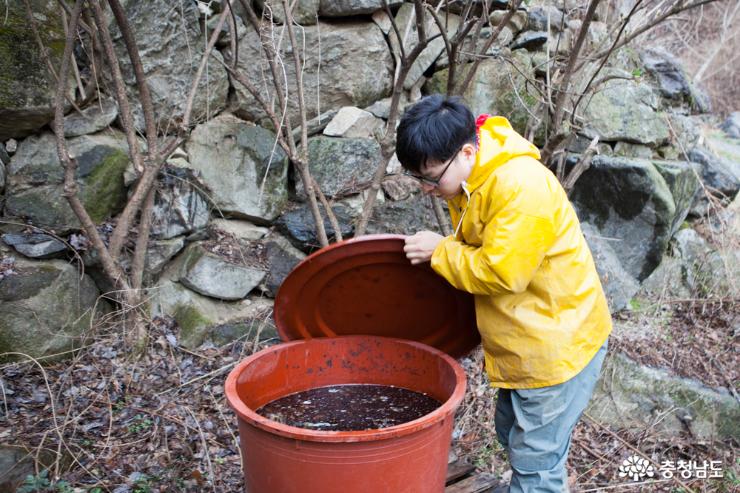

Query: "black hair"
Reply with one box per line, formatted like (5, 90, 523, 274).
(395, 94, 476, 174)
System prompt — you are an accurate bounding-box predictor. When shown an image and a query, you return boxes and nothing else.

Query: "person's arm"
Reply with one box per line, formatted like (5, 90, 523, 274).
(430, 206, 555, 296)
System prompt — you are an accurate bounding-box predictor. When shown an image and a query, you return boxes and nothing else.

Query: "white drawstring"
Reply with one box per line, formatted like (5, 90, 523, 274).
(454, 181, 471, 239)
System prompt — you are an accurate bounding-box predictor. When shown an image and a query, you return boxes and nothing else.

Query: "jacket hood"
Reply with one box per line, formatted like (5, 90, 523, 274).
(465, 115, 541, 191)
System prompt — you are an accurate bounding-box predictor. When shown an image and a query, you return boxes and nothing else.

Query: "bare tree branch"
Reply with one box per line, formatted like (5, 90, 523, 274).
(281, 0, 329, 246)
(432, 195, 452, 236)
(130, 186, 156, 291)
(355, 0, 444, 236)
(107, 0, 157, 153)
(569, 0, 644, 125)
(182, 3, 231, 130)
(588, 0, 721, 63)
(89, 0, 144, 176)
(53, 0, 128, 292)
(540, 0, 602, 164)
(22, 0, 85, 112)
(312, 177, 343, 242)
(455, 0, 524, 96)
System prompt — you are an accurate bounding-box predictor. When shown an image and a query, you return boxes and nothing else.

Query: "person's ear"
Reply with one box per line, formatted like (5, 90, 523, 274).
(462, 143, 476, 160)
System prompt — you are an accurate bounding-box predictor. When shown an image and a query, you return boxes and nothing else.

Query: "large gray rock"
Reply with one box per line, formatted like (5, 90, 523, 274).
(143, 236, 186, 284)
(365, 191, 444, 235)
(148, 280, 276, 348)
(230, 20, 393, 125)
(673, 228, 709, 264)
(63, 97, 118, 137)
(150, 164, 210, 240)
(204, 3, 249, 48)
(691, 247, 740, 298)
(639, 48, 692, 102)
(581, 223, 639, 312)
(185, 114, 289, 223)
(320, 0, 395, 16)
(663, 113, 702, 155)
(276, 203, 354, 252)
(209, 219, 269, 241)
(588, 351, 739, 441)
(705, 130, 740, 184)
(375, 4, 461, 90)
(178, 242, 267, 301)
(323, 107, 384, 138)
(490, 10, 528, 33)
(652, 160, 701, 236)
(425, 50, 537, 136)
(251, 0, 319, 25)
(721, 112, 740, 139)
(108, 0, 229, 133)
(298, 137, 381, 199)
(637, 255, 691, 300)
(613, 142, 652, 159)
(527, 5, 566, 31)
(581, 77, 670, 146)
(688, 147, 740, 199)
(0, 257, 105, 361)
(511, 30, 548, 51)
(0, 0, 75, 140)
(4, 131, 130, 232)
(382, 175, 422, 201)
(1, 233, 66, 259)
(568, 155, 676, 281)
(260, 232, 307, 297)
(637, 229, 710, 298)
(0, 143, 9, 166)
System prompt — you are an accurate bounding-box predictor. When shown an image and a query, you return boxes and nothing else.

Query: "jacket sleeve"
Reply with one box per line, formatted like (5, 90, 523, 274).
(430, 206, 555, 296)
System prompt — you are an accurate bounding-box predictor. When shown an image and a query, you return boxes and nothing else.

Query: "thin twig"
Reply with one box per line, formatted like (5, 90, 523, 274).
(563, 136, 599, 193)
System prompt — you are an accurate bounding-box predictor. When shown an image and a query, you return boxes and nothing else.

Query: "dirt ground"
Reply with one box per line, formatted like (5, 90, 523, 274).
(2, 294, 737, 492)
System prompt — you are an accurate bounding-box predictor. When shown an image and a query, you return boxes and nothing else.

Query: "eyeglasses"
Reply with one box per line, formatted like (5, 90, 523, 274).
(403, 147, 462, 187)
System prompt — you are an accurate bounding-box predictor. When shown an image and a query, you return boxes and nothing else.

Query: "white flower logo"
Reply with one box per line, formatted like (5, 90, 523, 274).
(618, 455, 655, 482)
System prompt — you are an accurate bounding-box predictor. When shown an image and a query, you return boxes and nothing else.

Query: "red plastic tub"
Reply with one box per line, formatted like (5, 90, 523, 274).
(225, 336, 467, 493)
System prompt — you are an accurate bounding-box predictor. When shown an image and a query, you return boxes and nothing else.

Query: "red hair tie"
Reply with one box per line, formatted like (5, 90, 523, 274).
(475, 114, 491, 130)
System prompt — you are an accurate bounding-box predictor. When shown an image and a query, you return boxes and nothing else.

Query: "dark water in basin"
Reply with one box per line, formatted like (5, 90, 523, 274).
(256, 384, 442, 431)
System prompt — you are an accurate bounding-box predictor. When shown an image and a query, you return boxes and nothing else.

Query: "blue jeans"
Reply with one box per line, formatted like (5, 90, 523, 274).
(494, 340, 608, 493)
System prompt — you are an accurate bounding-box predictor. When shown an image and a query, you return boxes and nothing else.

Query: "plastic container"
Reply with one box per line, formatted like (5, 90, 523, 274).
(225, 336, 467, 493)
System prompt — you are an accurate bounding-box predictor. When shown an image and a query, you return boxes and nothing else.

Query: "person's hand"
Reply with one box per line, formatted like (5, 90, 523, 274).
(404, 231, 444, 265)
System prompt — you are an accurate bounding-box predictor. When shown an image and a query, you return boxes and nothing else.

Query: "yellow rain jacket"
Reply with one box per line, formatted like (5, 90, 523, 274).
(431, 116, 612, 389)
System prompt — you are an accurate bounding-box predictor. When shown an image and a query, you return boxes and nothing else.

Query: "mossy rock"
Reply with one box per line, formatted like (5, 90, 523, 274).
(4, 131, 130, 232)
(580, 73, 670, 146)
(148, 279, 277, 349)
(173, 304, 214, 348)
(0, 258, 107, 362)
(185, 114, 289, 223)
(652, 160, 701, 236)
(425, 51, 538, 137)
(0, 0, 74, 140)
(588, 351, 739, 441)
(569, 155, 676, 281)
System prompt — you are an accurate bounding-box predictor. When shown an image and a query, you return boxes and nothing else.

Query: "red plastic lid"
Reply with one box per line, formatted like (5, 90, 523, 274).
(274, 234, 480, 358)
